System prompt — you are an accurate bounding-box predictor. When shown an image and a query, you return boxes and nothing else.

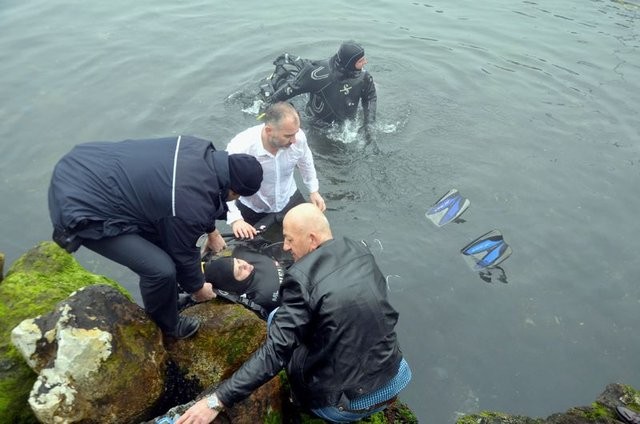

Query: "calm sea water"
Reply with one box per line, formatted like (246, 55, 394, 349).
(1, 0, 639, 422)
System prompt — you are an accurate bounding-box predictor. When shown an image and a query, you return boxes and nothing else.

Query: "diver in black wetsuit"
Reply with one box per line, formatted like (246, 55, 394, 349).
(203, 247, 285, 320)
(267, 41, 377, 129)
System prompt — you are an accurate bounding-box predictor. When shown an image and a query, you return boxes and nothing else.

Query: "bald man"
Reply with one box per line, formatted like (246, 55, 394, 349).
(281, 202, 332, 261)
(177, 204, 411, 423)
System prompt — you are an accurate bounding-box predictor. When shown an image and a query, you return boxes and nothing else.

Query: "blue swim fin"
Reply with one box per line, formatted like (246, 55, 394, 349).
(460, 229, 512, 270)
(425, 189, 470, 227)
(460, 234, 503, 255)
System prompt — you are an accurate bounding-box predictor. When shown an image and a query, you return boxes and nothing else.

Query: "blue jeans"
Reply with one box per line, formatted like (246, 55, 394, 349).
(312, 357, 411, 422)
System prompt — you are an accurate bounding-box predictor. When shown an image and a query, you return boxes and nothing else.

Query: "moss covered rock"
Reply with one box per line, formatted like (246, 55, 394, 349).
(0, 241, 130, 424)
(159, 300, 283, 422)
(166, 301, 266, 388)
(455, 383, 639, 424)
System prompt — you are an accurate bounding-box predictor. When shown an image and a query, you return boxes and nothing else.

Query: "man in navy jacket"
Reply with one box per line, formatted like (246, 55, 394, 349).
(48, 135, 263, 339)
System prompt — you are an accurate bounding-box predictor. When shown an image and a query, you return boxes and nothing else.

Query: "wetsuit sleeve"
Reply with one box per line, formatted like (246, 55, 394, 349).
(156, 216, 206, 293)
(215, 275, 312, 406)
(270, 63, 316, 103)
(361, 72, 377, 125)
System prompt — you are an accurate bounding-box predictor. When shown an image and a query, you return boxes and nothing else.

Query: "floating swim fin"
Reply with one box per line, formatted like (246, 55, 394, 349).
(425, 189, 470, 227)
(460, 229, 512, 270)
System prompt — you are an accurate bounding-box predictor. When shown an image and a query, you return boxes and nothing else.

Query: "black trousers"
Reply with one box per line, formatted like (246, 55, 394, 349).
(82, 233, 179, 333)
(236, 190, 306, 228)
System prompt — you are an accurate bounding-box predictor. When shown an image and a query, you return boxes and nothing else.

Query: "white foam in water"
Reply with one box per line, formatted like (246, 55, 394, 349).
(326, 119, 361, 144)
(241, 99, 263, 115)
(379, 122, 398, 134)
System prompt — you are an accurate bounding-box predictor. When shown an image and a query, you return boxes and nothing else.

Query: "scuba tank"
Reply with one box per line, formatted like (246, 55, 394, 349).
(258, 53, 309, 104)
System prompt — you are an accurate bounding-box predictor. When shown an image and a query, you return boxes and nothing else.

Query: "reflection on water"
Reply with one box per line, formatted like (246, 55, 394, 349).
(478, 266, 509, 284)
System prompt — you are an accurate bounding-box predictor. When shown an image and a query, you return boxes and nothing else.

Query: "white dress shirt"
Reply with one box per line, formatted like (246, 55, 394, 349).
(225, 124, 320, 224)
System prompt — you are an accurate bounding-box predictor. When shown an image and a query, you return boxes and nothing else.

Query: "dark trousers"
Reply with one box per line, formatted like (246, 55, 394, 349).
(82, 233, 178, 333)
(236, 190, 306, 228)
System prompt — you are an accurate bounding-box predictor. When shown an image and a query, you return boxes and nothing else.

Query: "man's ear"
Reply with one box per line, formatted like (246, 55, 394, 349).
(226, 189, 240, 201)
(308, 232, 321, 251)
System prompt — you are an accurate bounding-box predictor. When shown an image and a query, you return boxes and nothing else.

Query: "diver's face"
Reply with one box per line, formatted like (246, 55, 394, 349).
(355, 56, 367, 70)
(233, 258, 254, 281)
(266, 115, 299, 150)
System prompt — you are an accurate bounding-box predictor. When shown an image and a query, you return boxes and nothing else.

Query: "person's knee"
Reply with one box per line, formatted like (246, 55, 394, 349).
(141, 260, 176, 284)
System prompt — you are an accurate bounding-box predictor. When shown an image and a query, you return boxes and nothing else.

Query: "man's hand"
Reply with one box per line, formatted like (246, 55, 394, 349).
(309, 192, 326, 212)
(232, 219, 258, 239)
(175, 397, 218, 424)
(192, 282, 215, 303)
(205, 230, 227, 254)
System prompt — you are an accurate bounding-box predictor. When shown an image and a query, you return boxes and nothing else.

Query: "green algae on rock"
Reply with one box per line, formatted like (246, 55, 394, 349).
(165, 300, 267, 390)
(455, 383, 639, 424)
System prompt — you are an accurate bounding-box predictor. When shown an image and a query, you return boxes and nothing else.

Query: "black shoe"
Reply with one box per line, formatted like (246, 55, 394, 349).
(167, 315, 200, 340)
(616, 406, 640, 424)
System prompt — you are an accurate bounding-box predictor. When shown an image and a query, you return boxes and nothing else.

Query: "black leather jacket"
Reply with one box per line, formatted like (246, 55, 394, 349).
(271, 55, 377, 126)
(216, 237, 402, 409)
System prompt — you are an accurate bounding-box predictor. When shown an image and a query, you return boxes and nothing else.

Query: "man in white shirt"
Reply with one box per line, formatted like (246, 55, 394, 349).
(226, 102, 326, 239)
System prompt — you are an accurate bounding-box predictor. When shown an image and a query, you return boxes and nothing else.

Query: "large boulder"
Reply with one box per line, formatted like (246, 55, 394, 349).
(0, 242, 129, 424)
(166, 302, 267, 389)
(11, 284, 166, 424)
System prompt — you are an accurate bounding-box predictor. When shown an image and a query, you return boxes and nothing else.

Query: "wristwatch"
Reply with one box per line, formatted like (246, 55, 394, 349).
(206, 393, 224, 412)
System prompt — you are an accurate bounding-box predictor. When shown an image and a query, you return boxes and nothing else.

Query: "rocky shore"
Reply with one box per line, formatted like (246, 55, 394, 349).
(456, 383, 639, 424)
(0, 242, 417, 423)
(1, 242, 638, 423)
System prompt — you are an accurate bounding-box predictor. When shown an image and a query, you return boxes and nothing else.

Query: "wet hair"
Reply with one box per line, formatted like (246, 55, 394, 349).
(263, 102, 300, 127)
